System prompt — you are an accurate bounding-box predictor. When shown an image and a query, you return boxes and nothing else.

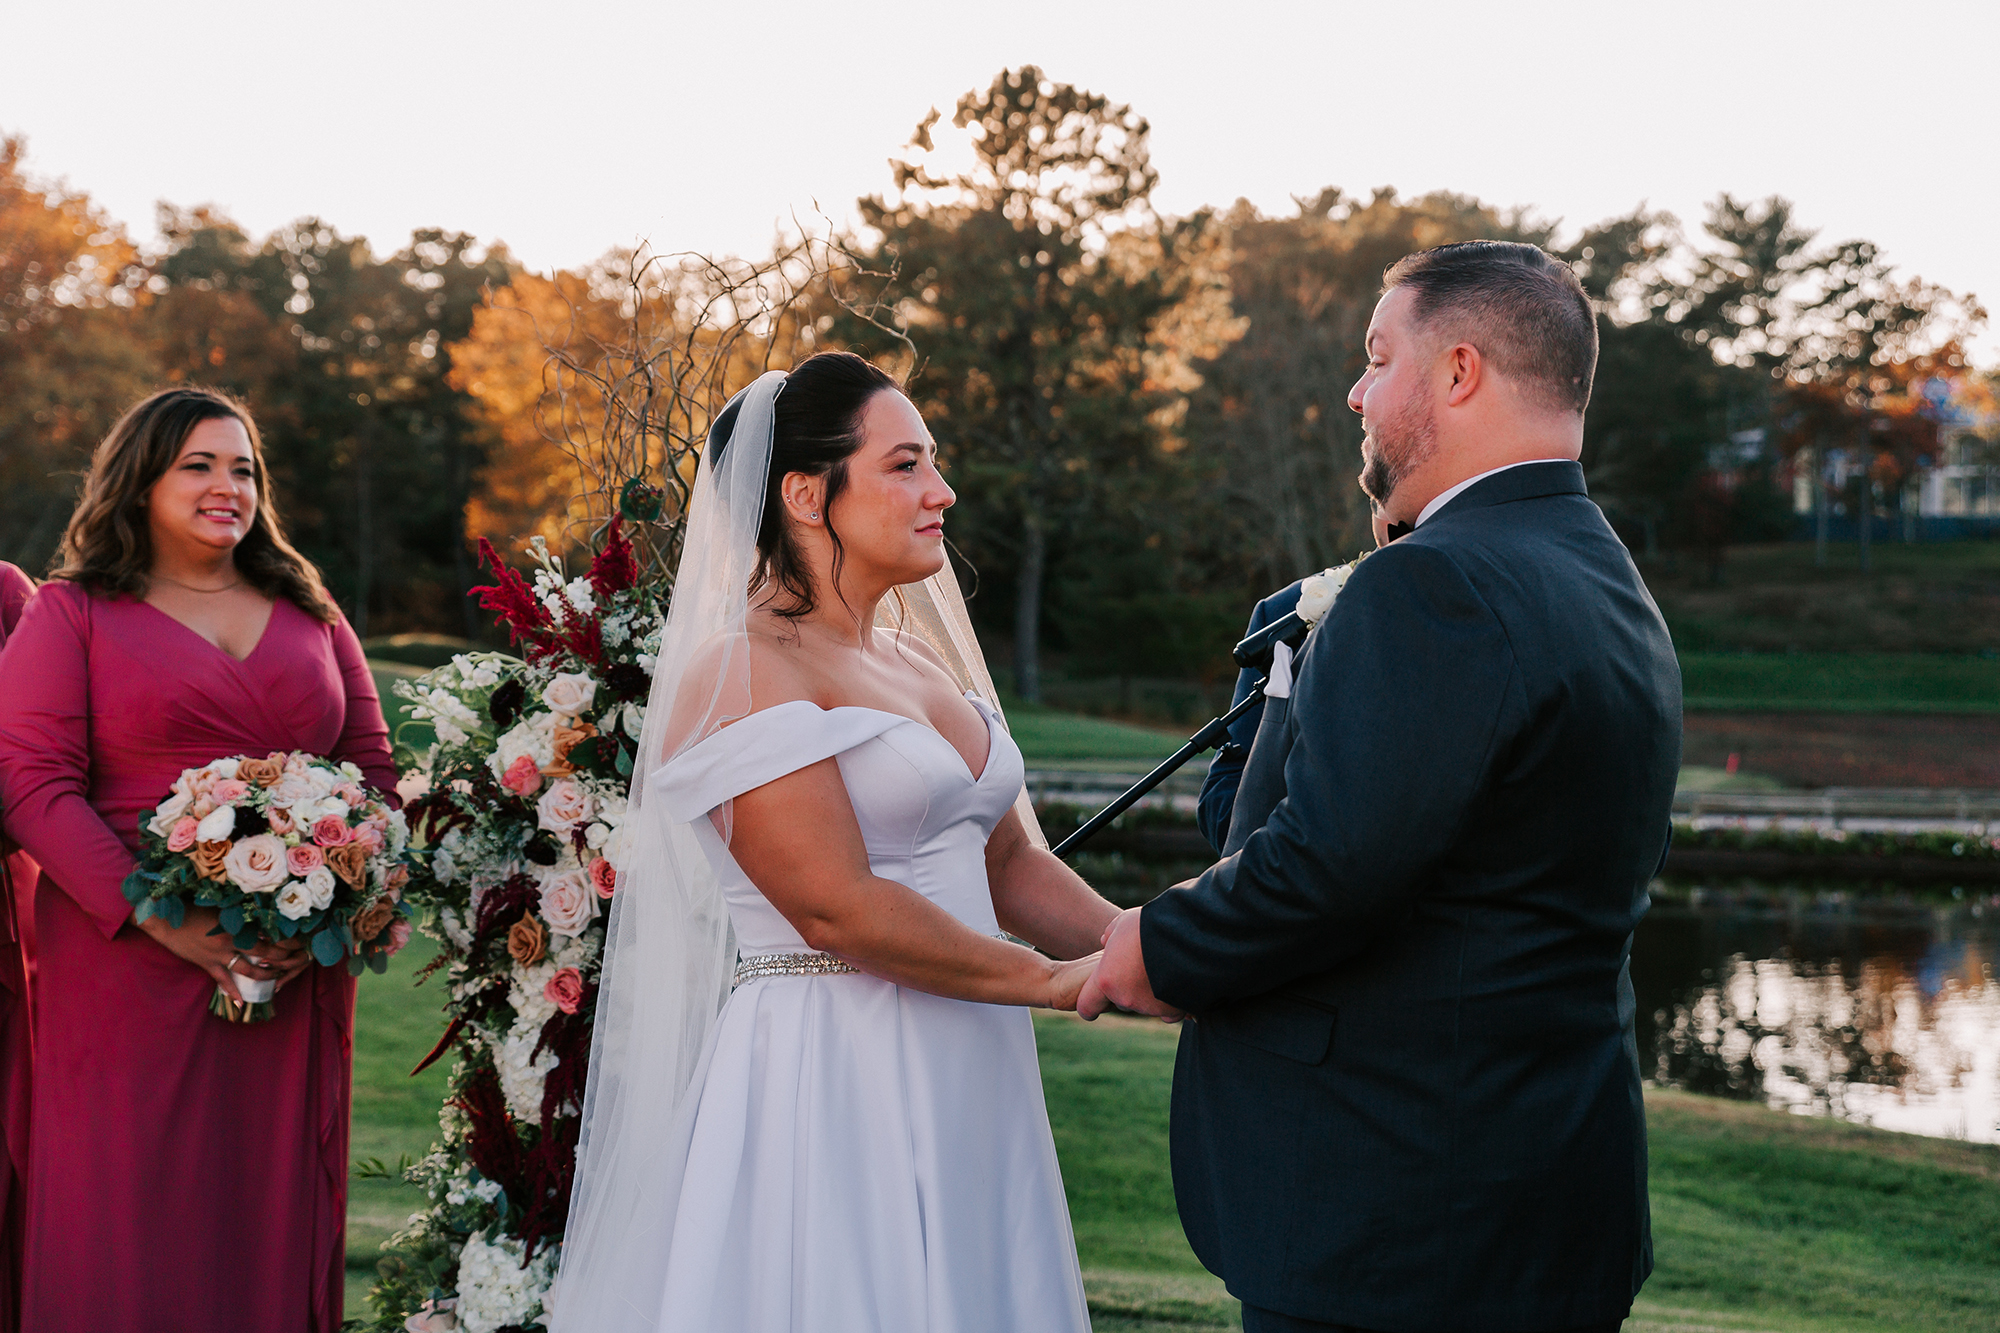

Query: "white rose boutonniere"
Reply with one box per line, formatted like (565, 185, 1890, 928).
(1295, 555, 1364, 626)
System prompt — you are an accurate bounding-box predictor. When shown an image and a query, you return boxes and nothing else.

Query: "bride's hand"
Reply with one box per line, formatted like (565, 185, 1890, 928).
(1044, 954, 1102, 1012)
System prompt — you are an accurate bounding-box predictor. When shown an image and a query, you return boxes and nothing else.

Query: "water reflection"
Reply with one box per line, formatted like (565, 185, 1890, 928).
(1632, 898, 2000, 1142)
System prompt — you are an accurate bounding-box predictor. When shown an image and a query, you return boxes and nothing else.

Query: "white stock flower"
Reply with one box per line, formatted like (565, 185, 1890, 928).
(494, 1013, 559, 1123)
(563, 577, 595, 615)
(275, 880, 314, 920)
(541, 672, 596, 719)
(194, 804, 236, 843)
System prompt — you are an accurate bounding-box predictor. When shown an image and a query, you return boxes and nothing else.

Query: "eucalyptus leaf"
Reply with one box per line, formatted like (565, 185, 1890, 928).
(232, 927, 261, 951)
(158, 897, 186, 930)
(219, 905, 245, 935)
(615, 742, 634, 778)
(310, 929, 346, 967)
(131, 898, 156, 925)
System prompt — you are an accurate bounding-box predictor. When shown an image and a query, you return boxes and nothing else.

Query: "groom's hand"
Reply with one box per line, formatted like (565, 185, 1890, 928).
(1078, 907, 1182, 1022)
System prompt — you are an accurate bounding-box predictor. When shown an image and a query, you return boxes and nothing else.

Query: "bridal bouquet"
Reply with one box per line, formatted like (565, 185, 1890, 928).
(121, 750, 414, 1021)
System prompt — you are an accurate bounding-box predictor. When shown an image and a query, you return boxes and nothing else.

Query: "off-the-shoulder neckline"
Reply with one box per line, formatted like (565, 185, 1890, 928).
(699, 692, 1003, 785)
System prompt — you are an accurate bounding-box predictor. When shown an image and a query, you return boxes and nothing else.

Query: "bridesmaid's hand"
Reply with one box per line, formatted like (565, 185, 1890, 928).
(1044, 954, 1102, 1012)
(136, 909, 312, 997)
(137, 905, 250, 999)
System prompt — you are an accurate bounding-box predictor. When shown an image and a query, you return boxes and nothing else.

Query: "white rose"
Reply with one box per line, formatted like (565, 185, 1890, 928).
(223, 833, 290, 893)
(542, 672, 596, 719)
(194, 804, 237, 843)
(148, 789, 194, 838)
(536, 778, 594, 835)
(1295, 561, 1357, 625)
(538, 868, 599, 938)
(304, 864, 338, 910)
(275, 880, 314, 920)
(583, 822, 611, 850)
(209, 757, 241, 780)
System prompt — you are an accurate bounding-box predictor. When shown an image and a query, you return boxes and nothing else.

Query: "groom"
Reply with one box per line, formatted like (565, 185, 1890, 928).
(1081, 241, 1682, 1333)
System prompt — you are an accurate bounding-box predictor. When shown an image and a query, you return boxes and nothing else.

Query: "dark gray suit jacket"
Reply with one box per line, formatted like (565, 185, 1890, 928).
(1141, 461, 1682, 1330)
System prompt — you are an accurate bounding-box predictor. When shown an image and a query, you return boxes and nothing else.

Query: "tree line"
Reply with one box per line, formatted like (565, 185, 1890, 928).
(1, 68, 1987, 694)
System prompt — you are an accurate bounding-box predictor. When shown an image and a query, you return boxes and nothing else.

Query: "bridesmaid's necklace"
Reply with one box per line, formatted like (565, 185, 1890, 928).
(153, 573, 245, 594)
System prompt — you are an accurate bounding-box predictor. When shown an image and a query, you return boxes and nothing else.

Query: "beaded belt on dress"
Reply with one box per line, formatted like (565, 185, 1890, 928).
(732, 934, 1013, 988)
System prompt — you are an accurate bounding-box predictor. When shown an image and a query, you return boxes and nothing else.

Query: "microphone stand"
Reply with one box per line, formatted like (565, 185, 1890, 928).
(1050, 609, 1309, 860)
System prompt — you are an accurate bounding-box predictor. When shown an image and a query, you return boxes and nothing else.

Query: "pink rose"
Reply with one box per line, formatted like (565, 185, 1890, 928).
(166, 817, 200, 853)
(536, 778, 593, 835)
(588, 857, 617, 899)
(311, 816, 352, 847)
(537, 868, 598, 938)
(286, 844, 325, 876)
(500, 753, 543, 796)
(266, 804, 296, 835)
(352, 824, 386, 856)
(211, 779, 249, 806)
(544, 966, 585, 1015)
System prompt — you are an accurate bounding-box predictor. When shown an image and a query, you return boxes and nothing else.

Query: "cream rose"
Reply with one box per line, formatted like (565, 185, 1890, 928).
(275, 879, 315, 920)
(536, 778, 594, 835)
(147, 789, 194, 838)
(542, 672, 596, 719)
(538, 868, 599, 938)
(223, 833, 290, 893)
(268, 772, 319, 810)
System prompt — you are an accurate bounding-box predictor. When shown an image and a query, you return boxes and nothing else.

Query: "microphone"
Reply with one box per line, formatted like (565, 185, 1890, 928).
(1232, 609, 1309, 672)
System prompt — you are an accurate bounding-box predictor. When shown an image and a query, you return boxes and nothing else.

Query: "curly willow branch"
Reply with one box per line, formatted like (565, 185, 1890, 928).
(520, 230, 908, 591)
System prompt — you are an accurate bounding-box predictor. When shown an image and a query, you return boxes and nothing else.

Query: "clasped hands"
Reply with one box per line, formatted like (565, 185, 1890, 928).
(1049, 907, 1184, 1022)
(137, 904, 313, 1000)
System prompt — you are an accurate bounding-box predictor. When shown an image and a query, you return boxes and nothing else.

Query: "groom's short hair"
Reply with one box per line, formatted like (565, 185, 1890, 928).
(1383, 241, 1597, 415)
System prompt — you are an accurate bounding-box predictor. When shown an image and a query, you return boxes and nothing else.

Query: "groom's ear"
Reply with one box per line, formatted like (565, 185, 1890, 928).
(1441, 342, 1485, 407)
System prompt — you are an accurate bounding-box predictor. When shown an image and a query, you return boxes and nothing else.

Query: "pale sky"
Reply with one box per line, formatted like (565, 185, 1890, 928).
(6, 0, 1996, 361)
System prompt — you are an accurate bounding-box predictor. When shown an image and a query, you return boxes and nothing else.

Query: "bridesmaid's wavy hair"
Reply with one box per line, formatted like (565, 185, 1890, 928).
(51, 387, 337, 622)
(710, 351, 908, 621)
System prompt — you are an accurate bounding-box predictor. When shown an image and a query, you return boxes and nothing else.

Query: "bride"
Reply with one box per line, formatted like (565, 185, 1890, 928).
(552, 352, 1119, 1331)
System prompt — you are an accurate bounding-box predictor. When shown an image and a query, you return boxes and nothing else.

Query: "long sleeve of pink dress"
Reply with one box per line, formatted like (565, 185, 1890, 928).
(0, 562, 37, 1333)
(0, 582, 397, 1333)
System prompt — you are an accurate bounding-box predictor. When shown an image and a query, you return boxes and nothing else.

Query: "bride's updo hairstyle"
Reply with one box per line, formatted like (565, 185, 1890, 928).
(709, 350, 907, 619)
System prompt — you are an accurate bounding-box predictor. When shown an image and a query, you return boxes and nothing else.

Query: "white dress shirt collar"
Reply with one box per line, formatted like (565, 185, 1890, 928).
(1414, 459, 1569, 528)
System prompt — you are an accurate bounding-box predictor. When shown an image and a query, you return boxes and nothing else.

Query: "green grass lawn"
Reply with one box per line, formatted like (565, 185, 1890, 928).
(1679, 651, 2000, 713)
(348, 963, 2000, 1330)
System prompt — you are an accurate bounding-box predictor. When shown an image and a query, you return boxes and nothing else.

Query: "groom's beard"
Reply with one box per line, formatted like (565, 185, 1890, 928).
(1359, 388, 1439, 508)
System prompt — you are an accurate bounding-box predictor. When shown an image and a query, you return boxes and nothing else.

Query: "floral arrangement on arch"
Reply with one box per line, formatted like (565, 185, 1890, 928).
(367, 516, 663, 1332)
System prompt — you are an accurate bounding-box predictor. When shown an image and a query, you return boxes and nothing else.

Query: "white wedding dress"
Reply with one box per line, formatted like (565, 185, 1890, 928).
(638, 691, 1091, 1332)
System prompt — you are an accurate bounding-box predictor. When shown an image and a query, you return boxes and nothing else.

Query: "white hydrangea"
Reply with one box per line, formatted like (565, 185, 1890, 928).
(454, 1230, 556, 1333)
(489, 713, 557, 783)
(444, 1171, 504, 1208)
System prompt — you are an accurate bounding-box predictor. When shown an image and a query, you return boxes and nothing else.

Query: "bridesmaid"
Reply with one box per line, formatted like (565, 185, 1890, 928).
(0, 560, 35, 1333)
(0, 389, 397, 1332)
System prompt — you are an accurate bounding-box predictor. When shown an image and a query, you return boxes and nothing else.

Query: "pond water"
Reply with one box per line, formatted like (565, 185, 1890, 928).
(1633, 891, 2000, 1142)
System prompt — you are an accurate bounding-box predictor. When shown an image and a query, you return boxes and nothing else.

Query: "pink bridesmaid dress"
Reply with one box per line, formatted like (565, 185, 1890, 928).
(0, 562, 36, 1333)
(0, 581, 397, 1333)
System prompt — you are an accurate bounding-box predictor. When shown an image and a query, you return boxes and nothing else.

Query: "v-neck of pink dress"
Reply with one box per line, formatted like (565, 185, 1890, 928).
(0, 580, 397, 1332)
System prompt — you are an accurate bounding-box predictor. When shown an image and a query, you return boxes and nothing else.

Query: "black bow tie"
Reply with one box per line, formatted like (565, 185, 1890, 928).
(1386, 521, 1414, 542)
